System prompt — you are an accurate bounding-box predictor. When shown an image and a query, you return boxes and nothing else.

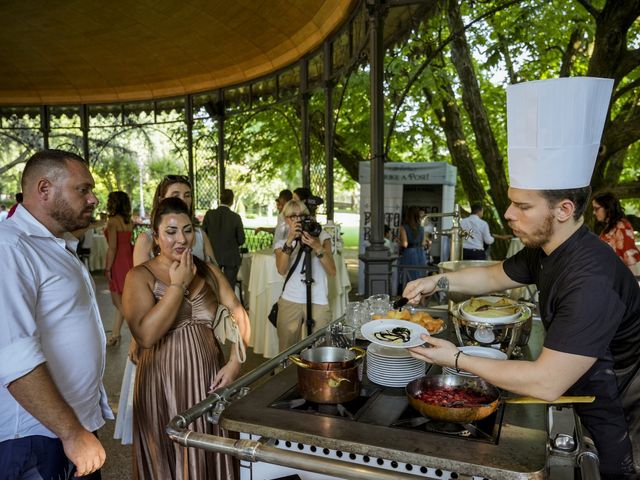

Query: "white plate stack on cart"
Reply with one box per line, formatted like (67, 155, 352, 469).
(366, 343, 426, 387)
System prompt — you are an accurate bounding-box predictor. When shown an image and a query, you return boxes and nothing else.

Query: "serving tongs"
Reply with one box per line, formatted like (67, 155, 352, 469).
(392, 297, 409, 310)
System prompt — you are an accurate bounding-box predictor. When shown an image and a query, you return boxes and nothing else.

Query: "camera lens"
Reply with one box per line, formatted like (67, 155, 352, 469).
(300, 216, 322, 237)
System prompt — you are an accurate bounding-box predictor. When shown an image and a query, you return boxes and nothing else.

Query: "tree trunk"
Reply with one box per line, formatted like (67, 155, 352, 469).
(426, 81, 509, 259)
(446, 0, 511, 221)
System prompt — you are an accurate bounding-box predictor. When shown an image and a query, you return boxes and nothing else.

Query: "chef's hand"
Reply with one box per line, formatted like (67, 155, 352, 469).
(408, 335, 459, 368)
(208, 357, 241, 393)
(402, 276, 438, 304)
(169, 248, 196, 290)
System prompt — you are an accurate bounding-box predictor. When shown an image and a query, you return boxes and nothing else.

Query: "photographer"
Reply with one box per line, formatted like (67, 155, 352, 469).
(274, 199, 336, 351)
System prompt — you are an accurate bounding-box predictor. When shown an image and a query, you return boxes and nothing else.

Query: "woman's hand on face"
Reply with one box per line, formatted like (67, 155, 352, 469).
(169, 248, 196, 288)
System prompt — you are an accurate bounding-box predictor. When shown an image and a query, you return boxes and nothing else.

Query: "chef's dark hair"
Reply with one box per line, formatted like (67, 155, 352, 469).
(151, 197, 219, 297)
(540, 186, 591, 220)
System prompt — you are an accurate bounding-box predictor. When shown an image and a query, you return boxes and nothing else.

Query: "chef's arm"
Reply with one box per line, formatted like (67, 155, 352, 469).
(410, 338, 596, 401)
(457, 347, 596, 401)
(403, 262, 522, 304)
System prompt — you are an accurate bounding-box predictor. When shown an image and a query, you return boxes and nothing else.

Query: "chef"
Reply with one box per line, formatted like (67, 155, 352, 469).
(403, 77, 640, 479)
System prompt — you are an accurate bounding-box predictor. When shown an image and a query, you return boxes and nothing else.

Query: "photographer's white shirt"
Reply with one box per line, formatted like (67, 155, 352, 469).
(274, 230, 331, 305)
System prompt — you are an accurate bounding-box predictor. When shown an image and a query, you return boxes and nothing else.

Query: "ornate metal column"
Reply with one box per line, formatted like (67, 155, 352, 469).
(300, 58, 311, 189)
(80, 104, 90, 162)
(40, 105, 50, 150)
(324, 42, 335, 220)
(360, 0, 394, 296)
(185, 95, 195, 188)
(216, 90, 226, 195)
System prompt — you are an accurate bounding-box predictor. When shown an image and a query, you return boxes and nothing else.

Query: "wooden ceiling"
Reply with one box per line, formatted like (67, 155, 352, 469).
(0, 0, 358, 105)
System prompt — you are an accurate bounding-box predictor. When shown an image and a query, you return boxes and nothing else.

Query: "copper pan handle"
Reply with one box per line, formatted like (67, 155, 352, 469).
(288, 355, 310, 369)
(348, 346, 366, 362)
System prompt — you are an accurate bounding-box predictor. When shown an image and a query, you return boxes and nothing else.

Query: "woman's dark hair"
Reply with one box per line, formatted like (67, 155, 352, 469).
(151, 197, 218, 297)
(403, 206, 421, 234)
(107, 191, 131, 224)
(152, 174, 192, 216)
(593, 191, 625, 234)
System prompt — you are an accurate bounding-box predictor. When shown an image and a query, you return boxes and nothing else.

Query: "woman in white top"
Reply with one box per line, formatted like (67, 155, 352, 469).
(133, 175, 215, 264)
(274, 200, 336, 351)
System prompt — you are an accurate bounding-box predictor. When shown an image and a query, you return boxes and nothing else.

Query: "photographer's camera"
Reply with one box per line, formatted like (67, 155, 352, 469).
(300, 216, 322, 237)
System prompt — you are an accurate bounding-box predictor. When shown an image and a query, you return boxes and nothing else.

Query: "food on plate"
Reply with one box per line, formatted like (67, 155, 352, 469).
(417, 386, 495, 408)
(464, 297, 518, 318)
(386, 309, 445, 334)
(374, 327, 411, 344)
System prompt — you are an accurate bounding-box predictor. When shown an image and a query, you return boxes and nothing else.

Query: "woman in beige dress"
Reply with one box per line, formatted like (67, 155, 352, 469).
(123, 197, 246, 479)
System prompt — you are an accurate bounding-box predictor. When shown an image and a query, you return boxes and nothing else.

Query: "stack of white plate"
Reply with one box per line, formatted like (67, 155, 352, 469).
(443, 346, 508, 377)
(366, 343, 426, 387)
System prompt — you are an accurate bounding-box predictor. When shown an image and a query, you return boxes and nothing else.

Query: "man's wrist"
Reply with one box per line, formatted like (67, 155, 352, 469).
(436, 275, 449, 292)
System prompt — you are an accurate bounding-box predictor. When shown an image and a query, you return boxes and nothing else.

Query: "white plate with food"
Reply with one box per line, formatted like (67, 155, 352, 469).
(361, 319, 429, 348)
(376, 308, 447, 335)
(459, 296, 522, 324)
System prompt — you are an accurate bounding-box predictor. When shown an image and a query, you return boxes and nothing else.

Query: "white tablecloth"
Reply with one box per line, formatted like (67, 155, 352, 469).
(89, 232, 108, 272)
(247, 248, 351, 358)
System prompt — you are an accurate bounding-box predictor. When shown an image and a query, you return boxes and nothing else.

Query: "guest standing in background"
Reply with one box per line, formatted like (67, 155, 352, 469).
(274, 199, 335, 351)
(123, 197, 245, 480)
(0, 150, 110, 478)
(399, 206, 427, 282)
(460, 203, 511, 260)
(592, 192, 640, 274)
(104, 191, 134, 346)
(7, 192, 23, 218)
(203, 188, 245, 289)
(256, 189, 292, 247)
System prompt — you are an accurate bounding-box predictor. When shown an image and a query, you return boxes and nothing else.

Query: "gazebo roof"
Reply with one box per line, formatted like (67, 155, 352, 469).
(0, 0, 358, 105)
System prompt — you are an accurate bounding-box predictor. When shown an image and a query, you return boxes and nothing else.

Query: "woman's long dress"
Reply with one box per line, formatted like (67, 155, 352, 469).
(105, 230, 133, 294)
(133, 276, 238, 480)
(399, 224, 427, 282)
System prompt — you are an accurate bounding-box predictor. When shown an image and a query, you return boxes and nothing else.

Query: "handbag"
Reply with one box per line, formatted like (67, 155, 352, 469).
(268, 247, 305, 329)
(213, 303, 247, 363)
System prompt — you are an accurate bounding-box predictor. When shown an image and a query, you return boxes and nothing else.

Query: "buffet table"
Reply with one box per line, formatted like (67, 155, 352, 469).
(247, 248, 351, 358)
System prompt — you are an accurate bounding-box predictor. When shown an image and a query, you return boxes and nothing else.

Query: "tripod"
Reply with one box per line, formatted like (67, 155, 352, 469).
(300, 244, 315, 336)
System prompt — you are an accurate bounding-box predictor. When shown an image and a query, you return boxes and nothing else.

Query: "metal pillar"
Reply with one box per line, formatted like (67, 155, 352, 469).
(324, 42, 335, 221)
(360, 0, 394, 296)
(217, 91, 226, 197)
(40, 105, 50, 150)
(80, 105, 90, 163)
(185, 95, 195, 188)
(300, 59, 311, 190)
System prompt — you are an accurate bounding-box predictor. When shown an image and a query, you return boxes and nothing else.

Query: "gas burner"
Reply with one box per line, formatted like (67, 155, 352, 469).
(424, 421, 472, 437)
(269, 387, 370, 421)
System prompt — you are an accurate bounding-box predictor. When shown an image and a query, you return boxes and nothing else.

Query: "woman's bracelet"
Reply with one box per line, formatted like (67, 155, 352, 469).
(169, 283, 186, 294)
(281, 243, 294, 254)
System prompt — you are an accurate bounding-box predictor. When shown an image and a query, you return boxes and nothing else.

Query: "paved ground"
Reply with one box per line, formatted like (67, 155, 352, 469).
(96, 247, 360, 479)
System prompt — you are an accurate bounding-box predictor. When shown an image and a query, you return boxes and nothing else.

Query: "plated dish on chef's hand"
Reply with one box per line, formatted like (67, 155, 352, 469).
(361, 319, 429, 348)
(459, 296, 521, 324)
(371, 309, 446, 335)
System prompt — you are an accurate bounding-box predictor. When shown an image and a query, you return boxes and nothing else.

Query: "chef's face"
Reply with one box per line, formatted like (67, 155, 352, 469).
(591, 201, 607, 222)
(155, 213, 194, 262)
(504, 188, 555, 248)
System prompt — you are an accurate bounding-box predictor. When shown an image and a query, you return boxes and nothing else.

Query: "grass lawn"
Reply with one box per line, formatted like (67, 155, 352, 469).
(341, 225, 360, 249)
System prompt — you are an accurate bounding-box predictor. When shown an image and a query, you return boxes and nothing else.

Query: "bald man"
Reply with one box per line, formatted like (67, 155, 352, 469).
(0, 150, 112, 479)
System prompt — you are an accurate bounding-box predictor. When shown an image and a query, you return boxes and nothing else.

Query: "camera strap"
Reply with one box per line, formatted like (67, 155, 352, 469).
(280, 243, 304, 293)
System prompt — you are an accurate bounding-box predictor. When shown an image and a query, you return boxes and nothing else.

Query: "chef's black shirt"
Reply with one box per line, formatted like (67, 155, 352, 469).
(503, 225, 640, 478)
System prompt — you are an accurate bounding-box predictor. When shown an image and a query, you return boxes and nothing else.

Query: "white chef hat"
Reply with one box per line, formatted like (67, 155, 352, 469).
(507, 77, 614, 190)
